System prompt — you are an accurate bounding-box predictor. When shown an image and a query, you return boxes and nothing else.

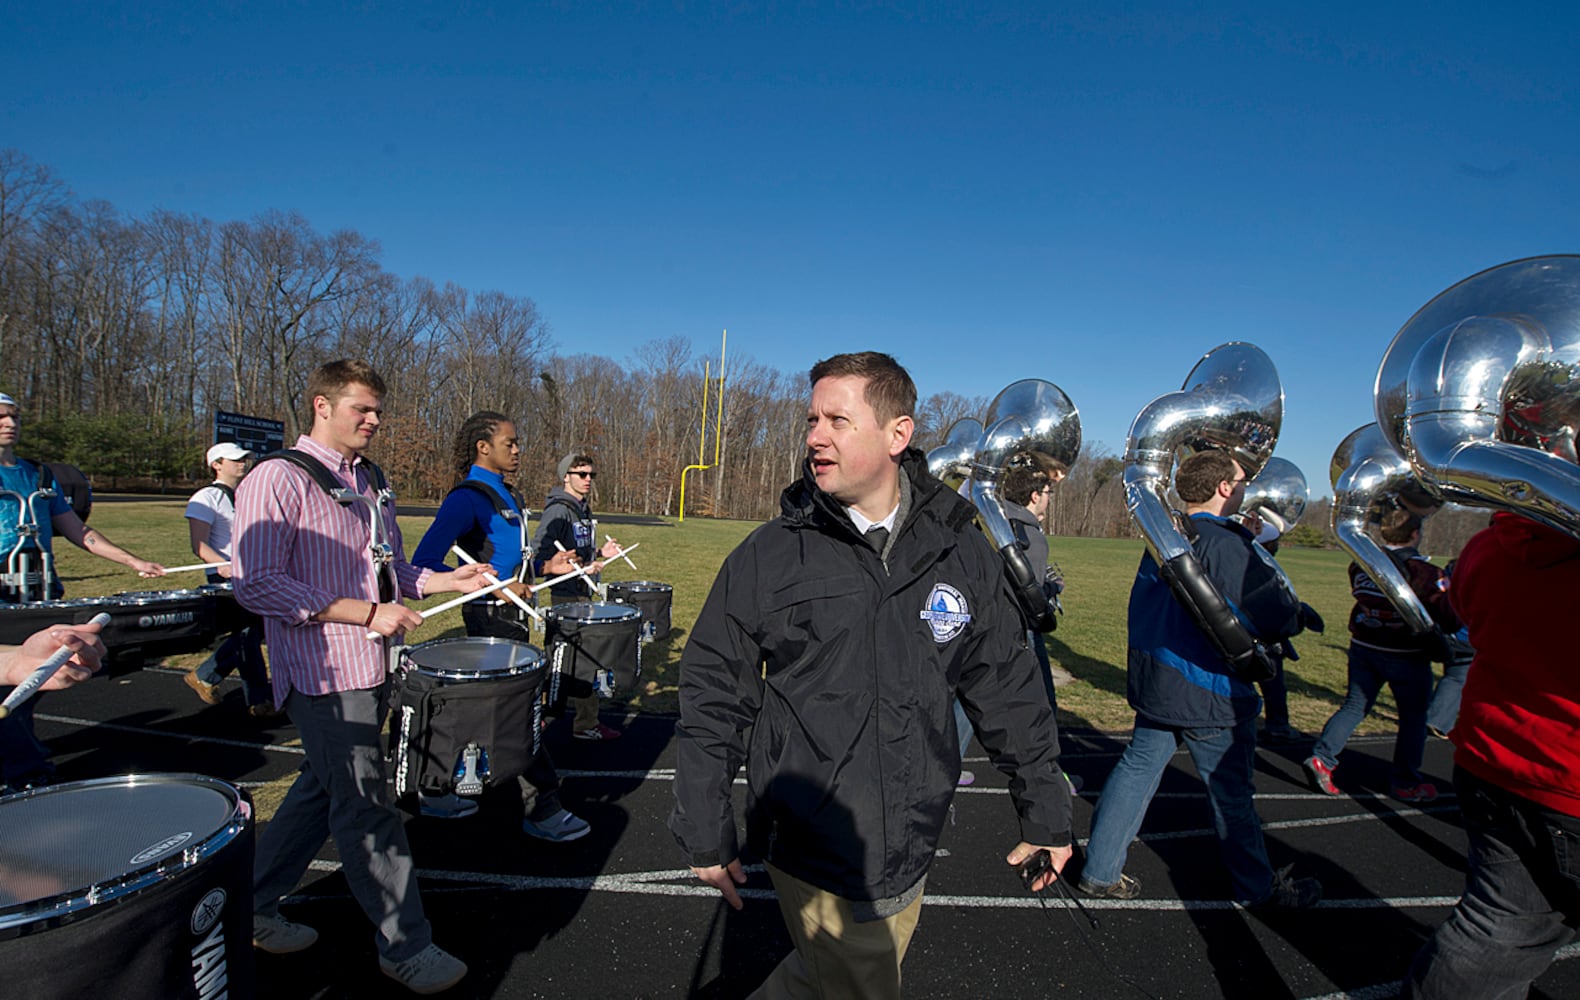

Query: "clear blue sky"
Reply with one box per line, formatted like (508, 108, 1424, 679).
(5, 3, 1577, 497)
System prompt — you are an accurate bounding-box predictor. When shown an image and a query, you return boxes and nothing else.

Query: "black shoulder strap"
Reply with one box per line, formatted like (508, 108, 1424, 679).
(212, 482, 236, 507)
(35, 460, 54, 493)
(256, 449, 391, 503)
(451, 480, 523, 520)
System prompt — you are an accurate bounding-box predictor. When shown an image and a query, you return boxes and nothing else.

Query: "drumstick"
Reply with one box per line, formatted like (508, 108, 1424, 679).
(527, 562, 597, 594)
(449, 545, 543, 622)
(160, 561, 230, 574)
(554, 541, 601, 595)
(605, 535, 639, 571)
(0, 612, 112, 719)
(364, 575, 517, 640)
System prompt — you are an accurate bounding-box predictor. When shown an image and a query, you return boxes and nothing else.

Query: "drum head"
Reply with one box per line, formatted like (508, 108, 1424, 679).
(547, 601, 642, 624)
(0, 774, 248, 927)
(405, 636, 542, 680)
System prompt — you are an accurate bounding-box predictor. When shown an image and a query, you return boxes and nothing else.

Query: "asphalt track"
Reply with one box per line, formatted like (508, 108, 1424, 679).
(23, 665, 1580, 1000)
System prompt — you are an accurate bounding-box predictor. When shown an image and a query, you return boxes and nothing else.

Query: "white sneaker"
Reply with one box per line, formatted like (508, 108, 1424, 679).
(380, 943, 468, 994)
(253, 912, 318, 953)
(418, 792, 479, 819)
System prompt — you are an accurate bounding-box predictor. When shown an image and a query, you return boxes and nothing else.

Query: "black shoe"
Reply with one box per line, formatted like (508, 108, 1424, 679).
(1249, 865, 1321, 910)
(1076, 873, 1141, 899)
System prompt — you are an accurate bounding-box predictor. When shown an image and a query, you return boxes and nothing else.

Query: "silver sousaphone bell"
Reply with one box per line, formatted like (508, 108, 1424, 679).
(1376, 254, 1580, 538)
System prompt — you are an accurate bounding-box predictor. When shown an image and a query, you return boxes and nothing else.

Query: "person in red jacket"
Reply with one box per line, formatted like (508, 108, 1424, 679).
(1403, 511, 1580, 998)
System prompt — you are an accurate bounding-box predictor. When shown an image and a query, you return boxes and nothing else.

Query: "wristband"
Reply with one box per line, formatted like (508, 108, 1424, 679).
(364, 602, 378, 627)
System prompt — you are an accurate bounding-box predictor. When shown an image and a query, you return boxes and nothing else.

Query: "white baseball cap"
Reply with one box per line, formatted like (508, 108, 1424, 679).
(207, 442, 252, 464)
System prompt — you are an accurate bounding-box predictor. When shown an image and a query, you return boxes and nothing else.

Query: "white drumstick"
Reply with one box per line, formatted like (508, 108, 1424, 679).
(449, 545, 543, 622)
(554, 541, 601, 595)
(0, 612, 112, 719)
(527, 561, 599, 594)
(364, 575, 517, 640)
(604, 535, 638, 571)
(161, 561, 230, 574)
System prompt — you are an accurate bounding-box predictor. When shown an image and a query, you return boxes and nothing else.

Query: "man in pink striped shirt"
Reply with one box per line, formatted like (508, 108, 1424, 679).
(235, 359, 488, 995)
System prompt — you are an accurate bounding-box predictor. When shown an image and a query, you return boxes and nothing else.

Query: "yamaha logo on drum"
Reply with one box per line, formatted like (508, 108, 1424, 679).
(130, 830, 193, 864)
(920, 582, 971, 643)
(191, 888, 227, 935)
(139, 610, 197, 629)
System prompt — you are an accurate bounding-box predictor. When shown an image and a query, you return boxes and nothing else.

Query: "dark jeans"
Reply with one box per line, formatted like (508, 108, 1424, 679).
(0, 694, 52, 786)
(462, 598, 563, 820)
(1257, 651, 1289, 728)
(1312, 644, 1432, 787)
(1426, 657, 1470, 735)
(197, 621, 270, 706)
(1404, 767, 1580, 999)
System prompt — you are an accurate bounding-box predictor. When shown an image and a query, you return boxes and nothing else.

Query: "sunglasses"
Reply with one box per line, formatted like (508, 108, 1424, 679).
(570, 470, 596, 479)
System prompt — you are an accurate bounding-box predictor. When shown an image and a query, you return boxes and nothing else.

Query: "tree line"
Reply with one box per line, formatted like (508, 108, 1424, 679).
(0, 148, 1491, 552)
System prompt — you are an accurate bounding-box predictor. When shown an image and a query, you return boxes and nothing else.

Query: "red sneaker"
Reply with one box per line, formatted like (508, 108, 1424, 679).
(575, 722, 623, 741)
(1302, 756, 1340, 796)
(1391, 782, 1438, 803)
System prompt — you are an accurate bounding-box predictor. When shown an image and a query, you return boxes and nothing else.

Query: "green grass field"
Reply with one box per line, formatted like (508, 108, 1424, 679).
(50, 501, 1409, 736)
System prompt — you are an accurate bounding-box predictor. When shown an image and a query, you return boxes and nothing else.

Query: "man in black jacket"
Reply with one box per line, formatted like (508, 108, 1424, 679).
(670, 352, 1072, 999)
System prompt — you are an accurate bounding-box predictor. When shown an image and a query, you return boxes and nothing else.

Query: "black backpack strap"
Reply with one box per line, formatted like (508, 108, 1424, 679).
(257, 449, 353, 502)
(451, 480, 521, 522)
(212, 482, 236, 508)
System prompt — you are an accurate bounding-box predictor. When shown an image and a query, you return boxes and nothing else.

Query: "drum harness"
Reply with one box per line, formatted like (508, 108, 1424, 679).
(0, 460, 59, 603)
(448, 479, 535, 592)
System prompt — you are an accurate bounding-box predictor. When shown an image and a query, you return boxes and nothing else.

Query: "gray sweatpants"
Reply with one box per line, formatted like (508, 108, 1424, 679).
(252, 682, 432, 961)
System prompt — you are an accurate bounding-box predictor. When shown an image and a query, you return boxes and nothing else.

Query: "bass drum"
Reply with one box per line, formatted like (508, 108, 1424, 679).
(0, 774, 255, 999)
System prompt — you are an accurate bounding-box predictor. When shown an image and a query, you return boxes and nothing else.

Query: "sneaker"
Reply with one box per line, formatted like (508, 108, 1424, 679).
(1427, 725, 1450, 741)
(574, 722, 623, 741)
(248, 702, 282, 719)
(418, 793, 479, 819)
(253, 912, 318, 953)
(1076, 872, 1141, 899)
(1261, 723, 1299, 745)
(1302, 756, 1340, 796)
(957, 770, 976, 787)
(1249, 865, 1321, 910)
(1391, 782, 1439, 803)
(522, 808, 591, 842)
(379, 942, 468, 994)
(185, 670, 222, 706)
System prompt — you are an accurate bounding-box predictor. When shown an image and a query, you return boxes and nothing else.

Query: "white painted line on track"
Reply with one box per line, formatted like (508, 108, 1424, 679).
(289, 859, 1464, 912)
(35, 712, 306, 755)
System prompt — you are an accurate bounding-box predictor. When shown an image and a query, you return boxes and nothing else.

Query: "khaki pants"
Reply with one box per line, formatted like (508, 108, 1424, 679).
(750, 863, 924, 1000)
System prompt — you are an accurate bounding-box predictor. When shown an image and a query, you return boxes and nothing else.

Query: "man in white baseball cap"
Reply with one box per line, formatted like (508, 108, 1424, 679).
(184, 441, 275, 715)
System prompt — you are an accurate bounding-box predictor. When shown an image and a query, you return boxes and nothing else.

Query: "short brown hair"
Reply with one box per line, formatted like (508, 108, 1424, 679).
(1176, 451, 1240, 504)
(808, 352, 916, 424)
(304, 359, 386, 426)
(1002, 466, 1050, 506)
(1378, 507, 1423, 545)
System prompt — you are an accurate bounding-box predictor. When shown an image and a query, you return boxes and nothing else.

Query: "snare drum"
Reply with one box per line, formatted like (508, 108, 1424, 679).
(606, 580, 674, 641)
(0, 774, 255, 1000)
(389, 637, 545, 801)
(544, 601, 642, 707)
(197, 582, 248, 636)
(0, 599, 100, 645)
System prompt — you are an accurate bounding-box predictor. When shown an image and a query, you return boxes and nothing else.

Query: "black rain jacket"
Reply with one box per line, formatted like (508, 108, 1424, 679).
(668, 449, 1072, 902)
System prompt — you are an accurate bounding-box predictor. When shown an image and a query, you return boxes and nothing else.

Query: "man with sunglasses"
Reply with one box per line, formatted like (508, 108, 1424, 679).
(532, 453, 623, 740)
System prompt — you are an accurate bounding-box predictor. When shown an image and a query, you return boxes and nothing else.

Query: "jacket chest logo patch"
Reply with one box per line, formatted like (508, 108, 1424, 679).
(920, 583, 970, 643)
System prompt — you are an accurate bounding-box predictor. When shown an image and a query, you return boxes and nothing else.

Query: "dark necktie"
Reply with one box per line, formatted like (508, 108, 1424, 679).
(865, 526, 889, 553)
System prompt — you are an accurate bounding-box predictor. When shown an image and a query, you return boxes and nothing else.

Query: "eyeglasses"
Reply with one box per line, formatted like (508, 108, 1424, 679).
(570, 470, 596, 479)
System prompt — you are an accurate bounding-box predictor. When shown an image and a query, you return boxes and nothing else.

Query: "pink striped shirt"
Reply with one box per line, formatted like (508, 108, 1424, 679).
(233, 435, 433, 701)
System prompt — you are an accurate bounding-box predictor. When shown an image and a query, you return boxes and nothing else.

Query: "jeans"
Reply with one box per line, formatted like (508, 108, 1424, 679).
(1257, 651, 1289, 728)
(1403, 767, 1580, 999)
(1084, 715, 1273, 903)
(1312, 645, 1433, 787)
(197, 624, 270, 706)
(0, 694, 52, 785)
(1426, 657, 1470, 735)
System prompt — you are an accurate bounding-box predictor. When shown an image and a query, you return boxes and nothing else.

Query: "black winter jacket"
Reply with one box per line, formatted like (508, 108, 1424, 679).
(669, 450, 1072, 902)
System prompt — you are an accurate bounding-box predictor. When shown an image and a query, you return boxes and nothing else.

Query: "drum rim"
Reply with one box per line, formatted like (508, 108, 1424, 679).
(608, 580, 673, 593)
(107, 590, 210, 604)
(403, 635, 543, 680)
(0, 773, 252, 931)
(546, 600, 642, 623)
